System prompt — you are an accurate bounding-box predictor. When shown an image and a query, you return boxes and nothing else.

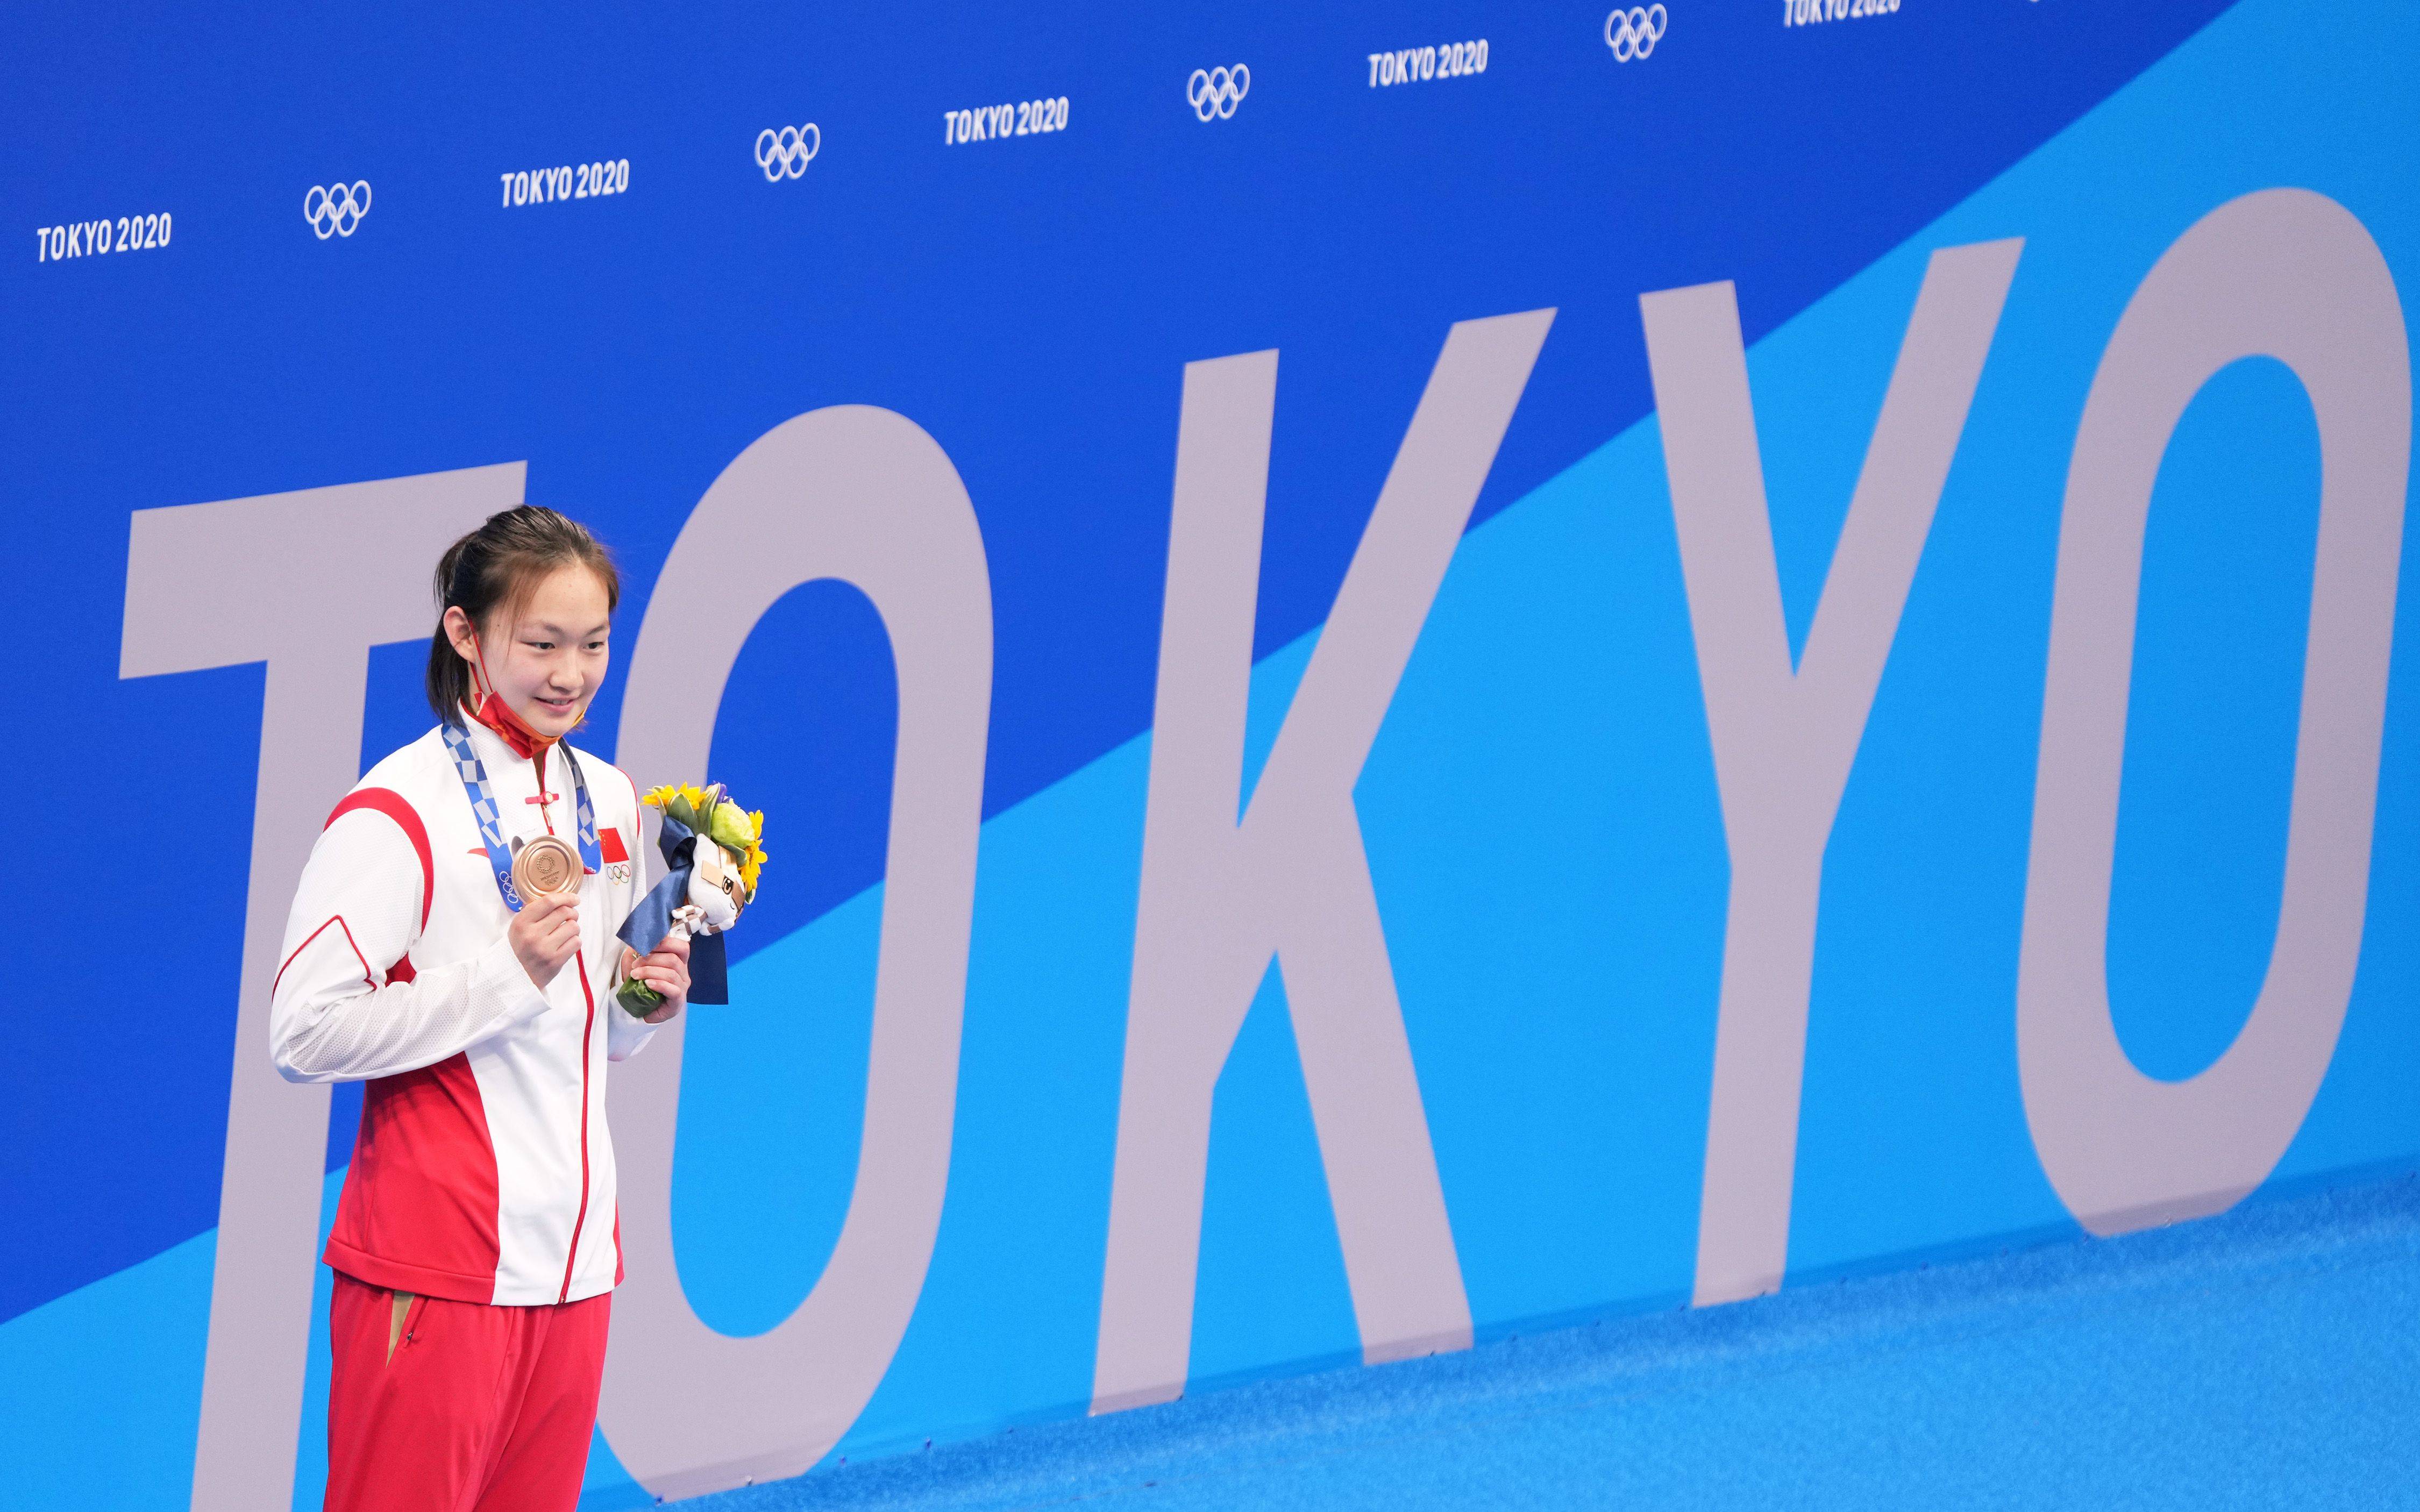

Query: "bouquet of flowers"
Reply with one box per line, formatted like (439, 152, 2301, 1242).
(614, 782, 767, 1016)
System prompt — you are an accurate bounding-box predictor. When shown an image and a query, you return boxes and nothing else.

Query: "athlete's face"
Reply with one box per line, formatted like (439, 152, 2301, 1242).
(455, 565, 613, 740)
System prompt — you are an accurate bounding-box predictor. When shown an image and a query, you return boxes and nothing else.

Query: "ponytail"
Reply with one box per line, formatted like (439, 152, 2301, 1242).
(425, 506, 621, 721)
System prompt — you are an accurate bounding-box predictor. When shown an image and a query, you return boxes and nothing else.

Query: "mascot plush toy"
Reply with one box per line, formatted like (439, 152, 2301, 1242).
(614, 783, 766, 1016)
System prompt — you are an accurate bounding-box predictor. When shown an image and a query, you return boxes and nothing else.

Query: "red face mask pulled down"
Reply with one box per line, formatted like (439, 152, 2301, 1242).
(466, 641, 558, 761)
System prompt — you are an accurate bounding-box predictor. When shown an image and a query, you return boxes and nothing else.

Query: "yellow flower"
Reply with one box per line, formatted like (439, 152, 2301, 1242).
(732, 812, 767, 900)
(642, 783, 724, 835)
(645, 784, 768, 901)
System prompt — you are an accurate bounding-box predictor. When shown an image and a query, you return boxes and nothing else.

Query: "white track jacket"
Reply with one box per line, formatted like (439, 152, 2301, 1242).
(270, 718, 654, 1306)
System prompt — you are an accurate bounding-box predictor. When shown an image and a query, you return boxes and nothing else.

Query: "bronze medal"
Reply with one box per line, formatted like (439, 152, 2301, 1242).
(511, 833, 583, 901)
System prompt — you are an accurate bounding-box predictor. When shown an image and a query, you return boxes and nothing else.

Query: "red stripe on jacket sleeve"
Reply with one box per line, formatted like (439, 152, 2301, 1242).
(272, 914, 376, 1001)
(325, 788, 434, 932)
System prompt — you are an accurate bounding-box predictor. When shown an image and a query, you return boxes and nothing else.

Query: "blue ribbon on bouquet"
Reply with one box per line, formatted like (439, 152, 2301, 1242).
(615, 804, 729, 1005)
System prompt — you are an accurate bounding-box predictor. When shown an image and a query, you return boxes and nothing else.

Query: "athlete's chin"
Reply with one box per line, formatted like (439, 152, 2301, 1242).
(524, 697, 586, 736)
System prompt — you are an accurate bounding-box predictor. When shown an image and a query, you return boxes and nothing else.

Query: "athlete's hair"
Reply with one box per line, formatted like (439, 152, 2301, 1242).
(425, 505, 622, 721)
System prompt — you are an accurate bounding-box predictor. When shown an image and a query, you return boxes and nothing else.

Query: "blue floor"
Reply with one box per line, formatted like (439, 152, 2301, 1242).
(682, 1174, 2420, 1511)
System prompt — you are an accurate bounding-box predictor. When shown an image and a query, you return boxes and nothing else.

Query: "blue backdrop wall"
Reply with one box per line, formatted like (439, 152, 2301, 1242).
(4, 0, 2417, 1505)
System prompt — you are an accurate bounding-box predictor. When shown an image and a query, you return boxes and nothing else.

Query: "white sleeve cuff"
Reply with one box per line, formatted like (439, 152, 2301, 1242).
(470, 933, 554, 1030)
(606, 994, 660, 1061)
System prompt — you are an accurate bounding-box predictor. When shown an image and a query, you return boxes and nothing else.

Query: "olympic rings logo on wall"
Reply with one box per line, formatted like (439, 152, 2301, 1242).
(1186, 65, 1250, 122)
(1605, 5, 1669, 61)
(303, 181, 371, 239)
(755, 124, 821, 181)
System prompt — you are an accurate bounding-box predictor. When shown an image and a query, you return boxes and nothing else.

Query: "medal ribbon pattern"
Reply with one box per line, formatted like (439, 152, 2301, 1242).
(440, 721, 603, 912)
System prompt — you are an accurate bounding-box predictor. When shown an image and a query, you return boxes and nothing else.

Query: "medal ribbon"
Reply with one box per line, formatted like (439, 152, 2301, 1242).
(440, 721, 602, 912)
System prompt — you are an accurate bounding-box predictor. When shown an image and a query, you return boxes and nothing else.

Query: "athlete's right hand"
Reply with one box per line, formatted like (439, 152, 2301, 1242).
(509, 893, 582, 989)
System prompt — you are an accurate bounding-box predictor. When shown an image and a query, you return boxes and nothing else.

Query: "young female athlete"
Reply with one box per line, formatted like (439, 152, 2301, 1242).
(269, 507, 690, 1512)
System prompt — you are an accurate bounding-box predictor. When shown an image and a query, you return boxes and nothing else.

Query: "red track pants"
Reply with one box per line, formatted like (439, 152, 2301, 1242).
(325, 1271, 610, 1512)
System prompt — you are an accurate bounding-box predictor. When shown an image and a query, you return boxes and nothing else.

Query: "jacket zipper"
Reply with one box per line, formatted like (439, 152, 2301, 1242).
(533, 747, 596, 1306)
(560, 954, 596, 1303)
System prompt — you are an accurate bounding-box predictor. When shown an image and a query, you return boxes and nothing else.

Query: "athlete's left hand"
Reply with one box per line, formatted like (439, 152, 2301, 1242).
(633, 935, 691, 1024)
